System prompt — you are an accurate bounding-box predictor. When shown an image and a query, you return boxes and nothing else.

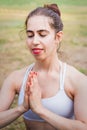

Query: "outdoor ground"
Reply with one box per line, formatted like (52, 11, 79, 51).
(0, 0, 87, 129)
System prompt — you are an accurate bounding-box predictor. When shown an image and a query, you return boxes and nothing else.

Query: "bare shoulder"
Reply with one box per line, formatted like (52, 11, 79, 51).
(1, 66, 28, 93)
(0, 66, 29, 110)
(66, 63, 87, 91)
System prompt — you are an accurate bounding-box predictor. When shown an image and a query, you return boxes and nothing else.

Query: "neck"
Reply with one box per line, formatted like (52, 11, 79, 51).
(34, 54, 60, 73)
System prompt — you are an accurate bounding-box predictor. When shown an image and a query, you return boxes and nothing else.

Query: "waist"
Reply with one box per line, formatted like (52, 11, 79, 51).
(24, 117, 56, 130)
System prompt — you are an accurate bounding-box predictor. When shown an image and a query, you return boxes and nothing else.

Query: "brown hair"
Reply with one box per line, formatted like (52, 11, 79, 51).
(25, 4, 63, 33)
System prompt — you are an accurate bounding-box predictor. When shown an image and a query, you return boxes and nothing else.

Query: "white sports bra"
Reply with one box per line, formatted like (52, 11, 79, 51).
(18, 62, 74, 122)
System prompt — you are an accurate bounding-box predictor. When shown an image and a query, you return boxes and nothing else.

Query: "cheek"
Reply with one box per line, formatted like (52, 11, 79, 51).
(44, 42, 54, 53)
(26, 39, 32, 49)
(45, 37, 55, 48)
(46, 34, 55, 43)
(46, 39, 56, 52)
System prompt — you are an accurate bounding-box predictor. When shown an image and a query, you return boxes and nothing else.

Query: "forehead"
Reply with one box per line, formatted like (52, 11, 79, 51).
(27, 15, 53, 31)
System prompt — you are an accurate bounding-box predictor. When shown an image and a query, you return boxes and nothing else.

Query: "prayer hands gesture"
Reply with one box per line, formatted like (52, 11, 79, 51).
(23, 71, 42, 113)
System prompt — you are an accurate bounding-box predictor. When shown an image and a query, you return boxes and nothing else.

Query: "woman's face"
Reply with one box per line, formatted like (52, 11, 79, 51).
(26, 15, 58, 61)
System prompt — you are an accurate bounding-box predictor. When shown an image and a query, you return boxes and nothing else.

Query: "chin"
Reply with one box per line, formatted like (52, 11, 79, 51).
(34, 56, 46, 62)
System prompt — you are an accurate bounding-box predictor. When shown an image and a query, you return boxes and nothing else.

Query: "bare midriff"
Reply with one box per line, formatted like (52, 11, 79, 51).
(24, 118, 56, 130)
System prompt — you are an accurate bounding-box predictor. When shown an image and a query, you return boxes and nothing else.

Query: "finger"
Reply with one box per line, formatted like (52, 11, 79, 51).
(25, 83, 29, 95)
(30, 71, 35, 76)
(25, 81, 32, 95)
(33, 74, 38, 83)
(29, 73, 37, 84)
(29, 82, 34, 93)
(27, 73, 32, 82)
(33, 71, 37, 75)
(25, 85, 29, 95)
(30, 71, 37, 77)
(27, 73, 35, 83)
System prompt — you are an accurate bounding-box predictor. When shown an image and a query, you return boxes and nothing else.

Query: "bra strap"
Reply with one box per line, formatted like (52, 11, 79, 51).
(18, 63, 34, 105)
(60, 63, 67, 90)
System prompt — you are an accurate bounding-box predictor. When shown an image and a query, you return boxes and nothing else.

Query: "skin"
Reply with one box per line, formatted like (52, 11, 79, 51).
(0, 15, 87, 130)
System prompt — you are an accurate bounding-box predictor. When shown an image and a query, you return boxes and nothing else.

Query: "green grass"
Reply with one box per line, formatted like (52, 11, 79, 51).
(78, 68, 87, 74)
(0, 38, 7, 45)
(0, 0, 87, 10)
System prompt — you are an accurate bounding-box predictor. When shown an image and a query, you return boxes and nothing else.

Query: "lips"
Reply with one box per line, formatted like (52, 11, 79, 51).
(32, 48, 43, 55)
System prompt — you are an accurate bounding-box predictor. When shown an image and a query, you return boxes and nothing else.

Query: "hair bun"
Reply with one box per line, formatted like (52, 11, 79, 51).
(44, 4, 61, 17)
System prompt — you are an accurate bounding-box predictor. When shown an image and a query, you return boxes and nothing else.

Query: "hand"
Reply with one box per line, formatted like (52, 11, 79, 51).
(28, 71, 43, 113)
(19, 72, 34, 112)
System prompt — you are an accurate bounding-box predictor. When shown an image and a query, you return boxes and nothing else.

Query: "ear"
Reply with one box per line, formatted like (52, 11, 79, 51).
(55, 31, 63, 43)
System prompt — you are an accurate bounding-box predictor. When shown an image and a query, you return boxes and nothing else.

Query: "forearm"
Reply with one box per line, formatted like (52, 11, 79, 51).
(37, 107, 87, 130)
(0, 105, 25, 128)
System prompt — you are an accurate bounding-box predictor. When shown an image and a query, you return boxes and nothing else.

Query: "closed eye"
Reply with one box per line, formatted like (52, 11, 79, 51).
(27, 34, 34, 38)
(38, 30, 49, 37)
(39, 33, 47, 37)
(27, 33, 34, 38)
(26, 30, 34, 38)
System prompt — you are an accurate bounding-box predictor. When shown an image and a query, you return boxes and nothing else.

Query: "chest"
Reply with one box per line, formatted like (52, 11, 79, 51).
(37, 73, 60, 98)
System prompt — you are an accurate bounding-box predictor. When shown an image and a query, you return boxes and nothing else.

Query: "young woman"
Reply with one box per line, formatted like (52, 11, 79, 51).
(0, 4, 87, 130)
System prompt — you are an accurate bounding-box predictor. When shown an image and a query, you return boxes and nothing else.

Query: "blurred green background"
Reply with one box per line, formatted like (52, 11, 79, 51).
(0, 0, 87, 129)
(0, 0, 87, 8)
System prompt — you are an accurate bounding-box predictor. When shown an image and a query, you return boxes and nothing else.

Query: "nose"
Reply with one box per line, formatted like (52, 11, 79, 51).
(33, 34, 40, 45)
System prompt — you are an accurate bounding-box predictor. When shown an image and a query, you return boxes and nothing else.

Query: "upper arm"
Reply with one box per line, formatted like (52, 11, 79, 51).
(0, 72, 17, 111)
(73, 71, 87, 124)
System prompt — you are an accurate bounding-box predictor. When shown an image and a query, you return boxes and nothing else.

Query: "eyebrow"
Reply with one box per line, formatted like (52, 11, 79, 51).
(37, 30, 49, 33)
(26, 30, 33, 33)
(26, 30, 49, 33)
